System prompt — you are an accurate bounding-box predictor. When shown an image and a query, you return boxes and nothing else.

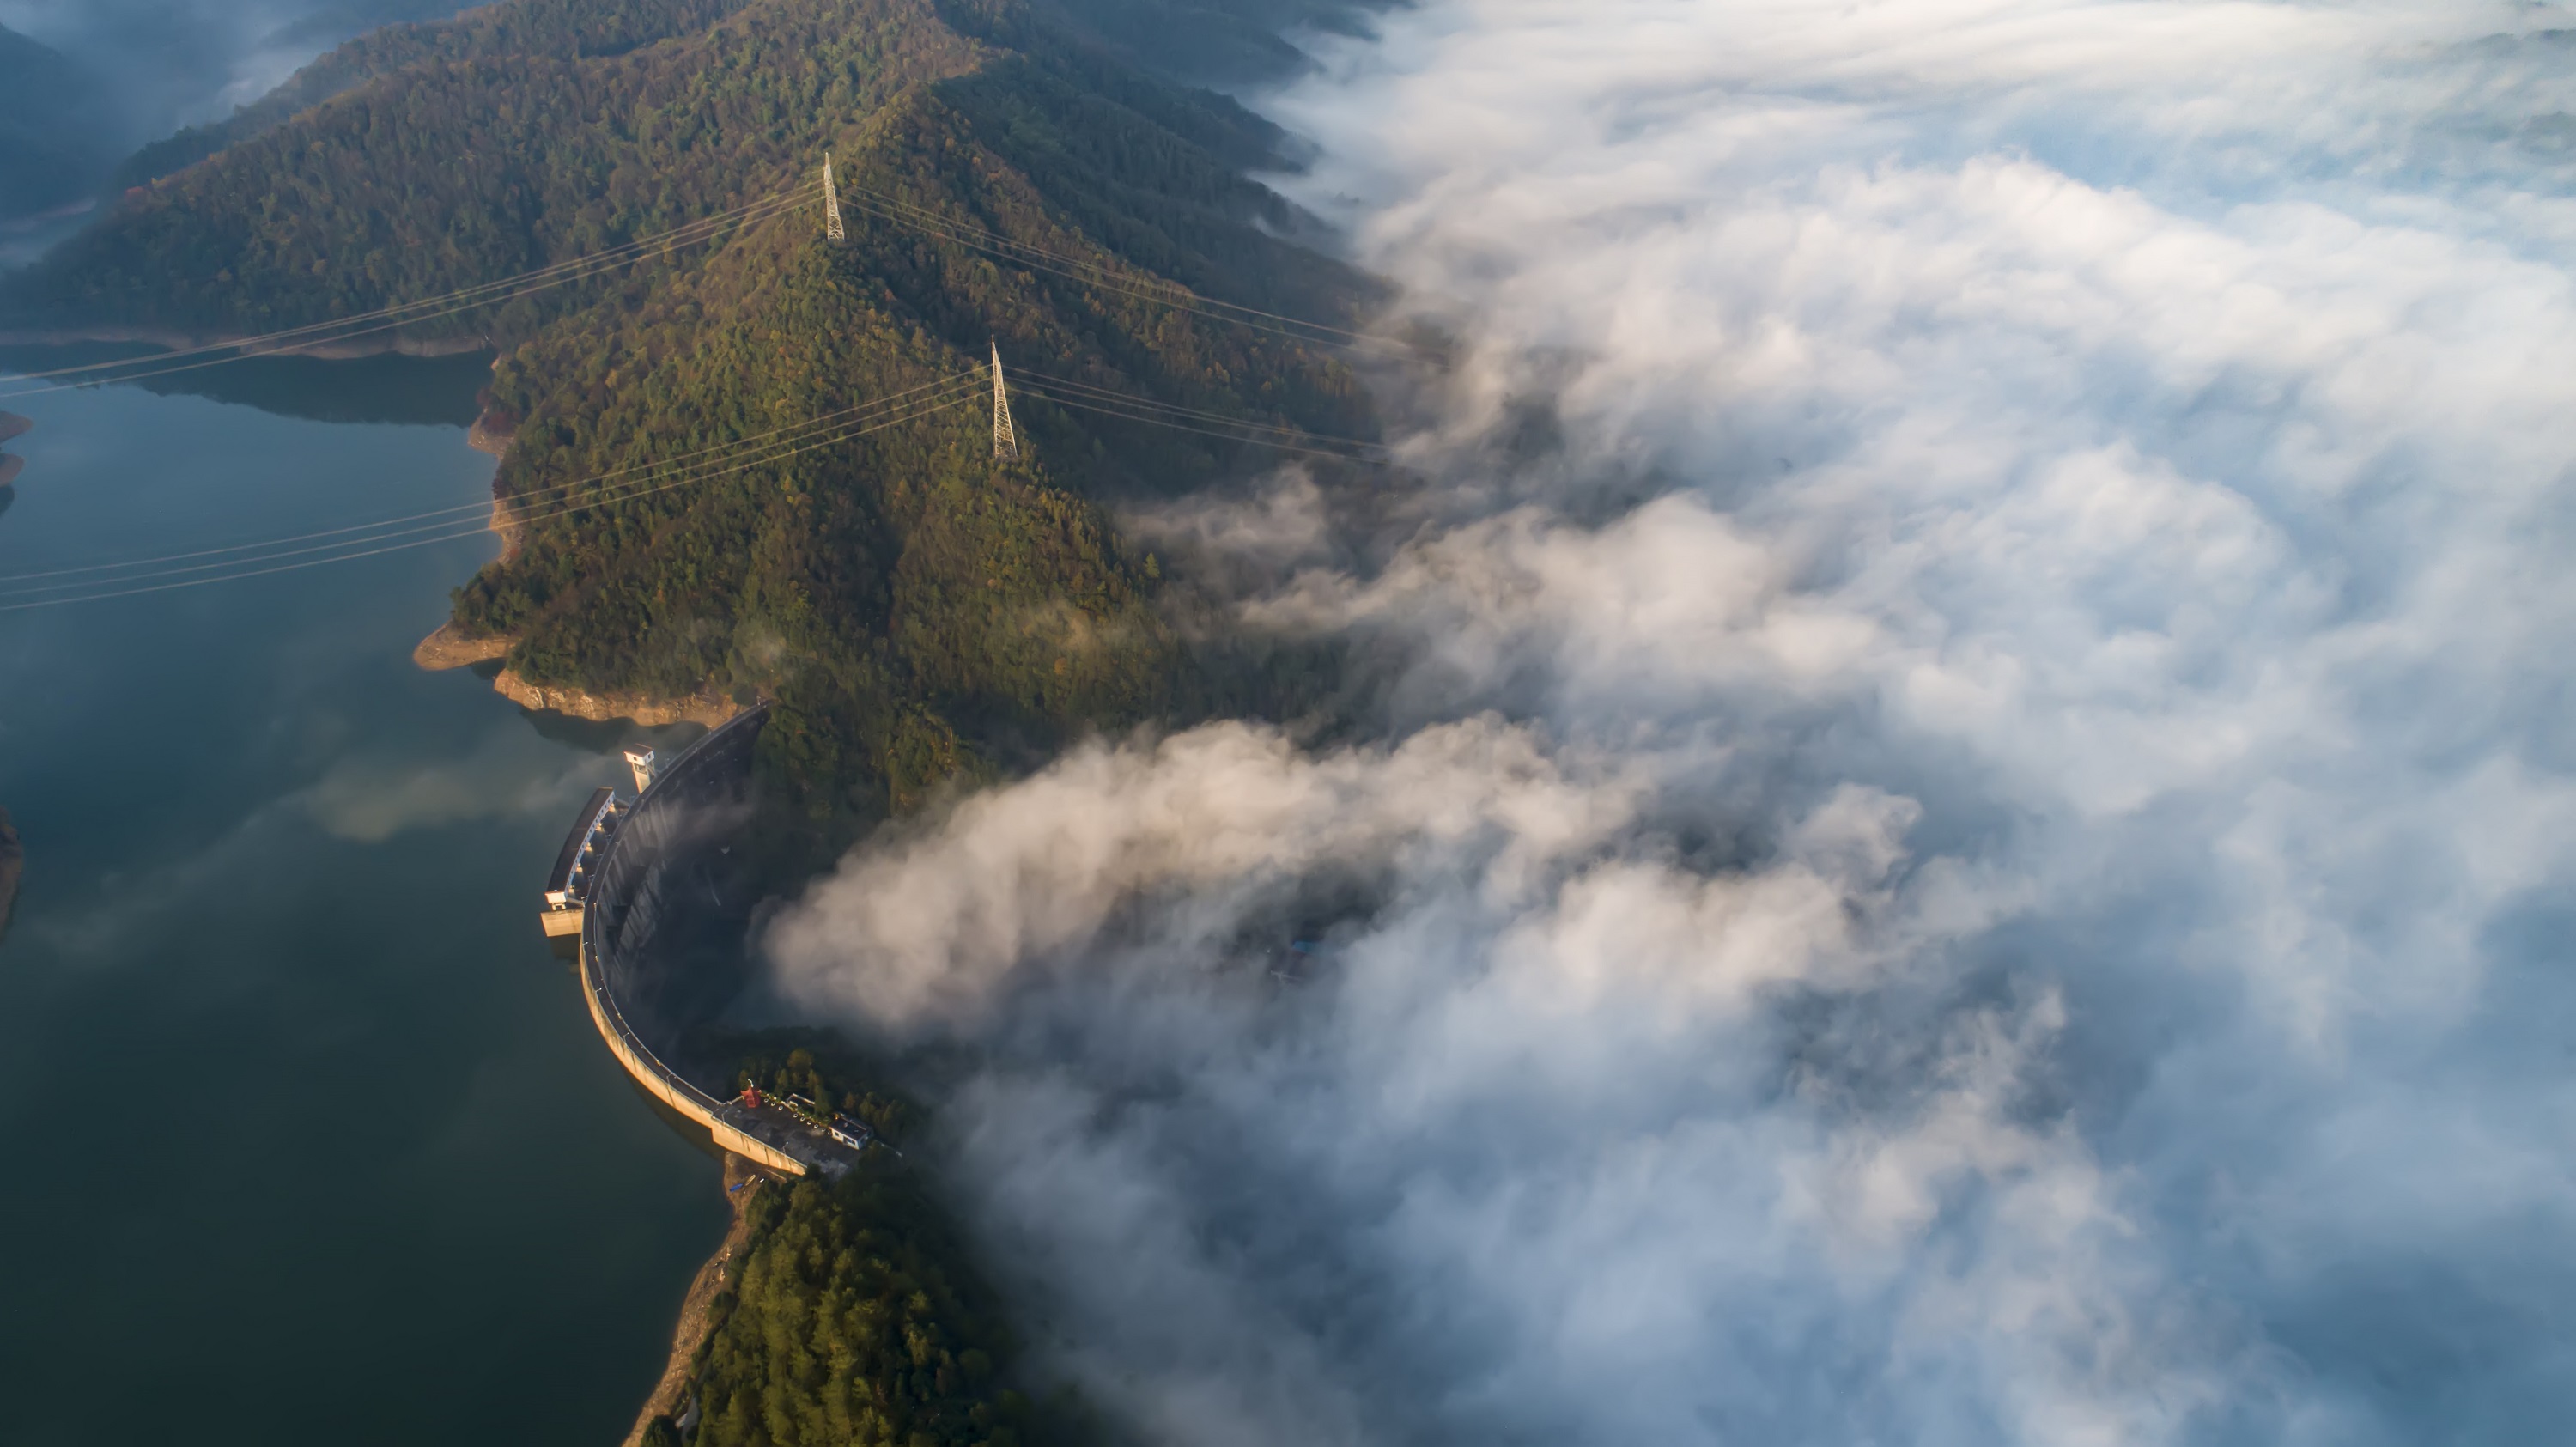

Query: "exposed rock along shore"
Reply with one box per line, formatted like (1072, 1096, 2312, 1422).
(410, 624, 744, 726)
(493, 669, 744, 727)
(0, 455, 21, 488)
(0, 326, 490, 362)
(623, 1154, 769, 1447)
(466, 408, 513, 459)
(410, 623, 513, 671)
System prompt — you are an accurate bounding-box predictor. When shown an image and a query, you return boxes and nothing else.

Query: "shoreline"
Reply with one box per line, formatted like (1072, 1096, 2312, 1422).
(493, 669, 745, 727)
(410, 623, 512, 672)
(0, 326, 492, 362)
(622, 1154, 769, 1447)
(413, 624, 744, 727)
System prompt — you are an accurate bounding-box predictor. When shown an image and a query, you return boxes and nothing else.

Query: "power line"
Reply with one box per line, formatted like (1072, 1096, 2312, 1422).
(0, 186, 811, 381)
(0, 371, 976, 586)
(0, 158, 1424, 410)
(837, 178, 1385, 343)
(0, 361, 1395, 607)
(2, 387, 980, 610)
(0, 374, 982, 599)
(1012, 378, 1399, 466)
(0, 376, 985, 598)
(1019, 386, 1396, 465)
(0, 187, 817, 399)
(829, 182, 1421, 360)
(1015, 368, 1394, 455)
(0, 377, 982, 610)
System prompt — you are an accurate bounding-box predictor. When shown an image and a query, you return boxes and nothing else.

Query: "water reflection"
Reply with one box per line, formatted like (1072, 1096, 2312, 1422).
(0, 344, 489, 426)
(0, 367, 726, 1447)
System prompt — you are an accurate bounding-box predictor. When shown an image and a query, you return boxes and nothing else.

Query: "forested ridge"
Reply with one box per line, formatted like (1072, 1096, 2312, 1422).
(7, 6, 1381, 1441)
(609, 1038, 1091, 1447)
(108, 0, 768, 194)
(665, 1166, 1024, 1447)
(5, 0, 1378, 844)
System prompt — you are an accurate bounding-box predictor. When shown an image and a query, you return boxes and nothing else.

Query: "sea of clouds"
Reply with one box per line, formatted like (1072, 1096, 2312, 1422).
(766, 3, 2576, 1443)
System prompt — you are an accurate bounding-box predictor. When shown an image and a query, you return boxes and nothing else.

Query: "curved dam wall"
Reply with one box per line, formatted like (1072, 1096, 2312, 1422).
(578, 705, 810, 1176)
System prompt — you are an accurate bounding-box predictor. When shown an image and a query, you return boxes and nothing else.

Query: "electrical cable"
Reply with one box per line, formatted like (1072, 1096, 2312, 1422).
(0, 161, 1428, 409)
(0, 186, 811, 380)
(0, 149, 1433, 404)
(835, 178, 1388, 344)
(0, 356, 1395, 606)
(0, 187, 817, 399)
(1, 387, 979, 610)
(1012, 378, 1399, 465)
(0, 380, 981, 610)
(0, 374, 985, 597)
(0, 204, 813, 401)
(831, 187, 1420, 360)
(1013, 367, 1395, 453)
(0, 205, 1419, 603)
(0, 370, 976, 585)
(0, 374, 982, 598)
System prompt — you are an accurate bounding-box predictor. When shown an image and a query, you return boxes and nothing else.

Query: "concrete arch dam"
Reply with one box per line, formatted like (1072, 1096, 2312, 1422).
(576, 705, 838, 1177)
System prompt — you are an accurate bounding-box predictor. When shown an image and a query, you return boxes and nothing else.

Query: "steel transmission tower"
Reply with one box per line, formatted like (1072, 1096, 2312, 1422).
(823, 152, 845, 242)
(991, 340, 1019, 461)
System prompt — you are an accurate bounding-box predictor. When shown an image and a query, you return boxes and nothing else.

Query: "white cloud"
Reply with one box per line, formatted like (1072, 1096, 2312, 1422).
(765, 2, 2576, 1442)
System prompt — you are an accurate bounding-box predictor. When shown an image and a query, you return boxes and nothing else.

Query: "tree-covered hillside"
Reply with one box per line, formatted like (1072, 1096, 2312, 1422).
(5, 0, 1377, 838)
(110, 0, 761, 191)
(8, 8, 1382, 1439)
(670, 1164, 1052, 1447)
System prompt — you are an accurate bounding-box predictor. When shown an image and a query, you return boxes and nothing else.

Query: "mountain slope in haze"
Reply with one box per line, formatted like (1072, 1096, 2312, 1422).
(1035, 0, 1365, 86)
(6, 0, 1377, 838)
(106, 0, 759, 192)
(0, 26, 116, 223)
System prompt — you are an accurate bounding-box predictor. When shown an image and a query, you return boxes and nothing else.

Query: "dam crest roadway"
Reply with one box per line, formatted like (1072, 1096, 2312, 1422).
(552, 704, 862, 1178)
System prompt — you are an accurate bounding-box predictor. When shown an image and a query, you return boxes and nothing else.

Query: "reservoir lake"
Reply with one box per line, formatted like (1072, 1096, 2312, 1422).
(0, 355, 727, 1445)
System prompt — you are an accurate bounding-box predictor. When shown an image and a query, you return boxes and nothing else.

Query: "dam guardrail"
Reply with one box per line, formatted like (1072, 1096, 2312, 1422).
(577, 703, 823, 1176)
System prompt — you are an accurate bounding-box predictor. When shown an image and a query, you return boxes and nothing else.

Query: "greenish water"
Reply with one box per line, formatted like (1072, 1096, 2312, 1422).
(0, 360, 726, 1445)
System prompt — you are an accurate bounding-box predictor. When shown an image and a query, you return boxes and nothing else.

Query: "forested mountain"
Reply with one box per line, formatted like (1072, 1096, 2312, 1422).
(0, 26, 114, 222)
(7, 4, 1383, 1435)
(6, 0, 1377, 836)
(641, 1040, 1081, 1447)
(109, 0, 758, 190)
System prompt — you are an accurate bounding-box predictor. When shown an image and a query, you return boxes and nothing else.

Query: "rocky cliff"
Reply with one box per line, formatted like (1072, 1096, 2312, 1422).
(491, 669, 743, 727)
(413, 624, 744, 725)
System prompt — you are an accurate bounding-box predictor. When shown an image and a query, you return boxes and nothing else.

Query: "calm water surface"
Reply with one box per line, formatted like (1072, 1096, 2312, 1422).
(0, 357, 726, 1445)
